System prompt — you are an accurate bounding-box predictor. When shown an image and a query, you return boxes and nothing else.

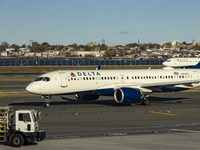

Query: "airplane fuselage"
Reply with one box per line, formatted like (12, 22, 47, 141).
(163, 58, 200, 68)
(26, 69, 200, 96)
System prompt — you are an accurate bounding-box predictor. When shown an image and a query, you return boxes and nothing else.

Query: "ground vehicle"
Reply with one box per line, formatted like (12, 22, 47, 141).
(0, 106, 46, 147)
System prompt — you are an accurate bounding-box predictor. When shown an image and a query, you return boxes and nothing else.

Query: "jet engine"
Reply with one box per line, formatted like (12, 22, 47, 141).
(114, 88, 142, 104)
(75, 94, 100, 100)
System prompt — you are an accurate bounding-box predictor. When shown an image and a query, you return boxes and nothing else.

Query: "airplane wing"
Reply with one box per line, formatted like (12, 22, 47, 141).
(140, 79, 200, 89)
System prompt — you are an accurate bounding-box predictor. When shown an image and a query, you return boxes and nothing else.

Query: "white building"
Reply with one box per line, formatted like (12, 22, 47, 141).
(1, 51, 8, 57)
(171, 40, 179, 46)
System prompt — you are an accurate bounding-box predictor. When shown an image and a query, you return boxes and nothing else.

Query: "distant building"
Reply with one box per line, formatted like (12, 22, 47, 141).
(87, 41, 97, 47)
(1, 51, 8, 57)
(192, 38, 197, 47)
(6, 48, 15, 52)
(171, 40, 179, 46)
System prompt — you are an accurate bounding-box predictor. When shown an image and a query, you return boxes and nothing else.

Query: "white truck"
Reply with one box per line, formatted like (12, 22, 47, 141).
(0, 106, 46, 147)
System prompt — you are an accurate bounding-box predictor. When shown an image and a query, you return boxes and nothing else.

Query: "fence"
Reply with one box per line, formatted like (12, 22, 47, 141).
(0, 59, 165, 66)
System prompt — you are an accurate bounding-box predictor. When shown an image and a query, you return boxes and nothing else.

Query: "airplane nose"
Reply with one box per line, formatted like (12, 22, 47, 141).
(26, 84, 34, 93)
(26, 83, 41, 94)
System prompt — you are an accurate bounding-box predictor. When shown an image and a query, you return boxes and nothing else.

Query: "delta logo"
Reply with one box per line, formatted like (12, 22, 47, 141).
(71, 72, 76, 77)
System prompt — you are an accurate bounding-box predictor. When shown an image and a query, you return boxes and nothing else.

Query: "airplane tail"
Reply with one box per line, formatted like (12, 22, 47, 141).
(96, 65, 101, 70)
(188, 62, 200, 69)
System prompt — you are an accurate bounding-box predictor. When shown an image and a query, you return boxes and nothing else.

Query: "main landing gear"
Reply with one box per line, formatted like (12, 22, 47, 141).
(42, 95, 52, 107)
(140, 97, 151, 106)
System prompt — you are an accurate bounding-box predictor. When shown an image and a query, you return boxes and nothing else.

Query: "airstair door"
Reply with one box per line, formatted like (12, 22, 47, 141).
(59, 72, 68, 87)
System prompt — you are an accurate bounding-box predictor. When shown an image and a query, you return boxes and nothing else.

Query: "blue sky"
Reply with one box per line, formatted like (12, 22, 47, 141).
(0, 0, 200, 46)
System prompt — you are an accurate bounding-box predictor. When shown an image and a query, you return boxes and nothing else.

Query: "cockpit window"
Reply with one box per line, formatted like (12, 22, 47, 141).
(34, 77, 50, 82)
(34, 77, 43, 81)
(43, 77, 50, 81)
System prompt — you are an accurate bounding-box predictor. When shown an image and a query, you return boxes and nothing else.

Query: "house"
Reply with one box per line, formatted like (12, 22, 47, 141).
(1, 51, 8, 57)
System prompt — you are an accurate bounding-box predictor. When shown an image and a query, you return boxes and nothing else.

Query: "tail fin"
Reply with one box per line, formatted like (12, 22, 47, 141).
(96, 65, 101, 70)
(189, 62, 200, 69)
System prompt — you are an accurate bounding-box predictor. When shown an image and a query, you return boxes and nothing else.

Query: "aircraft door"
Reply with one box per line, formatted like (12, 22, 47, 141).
(193, 71, 200, 79)
(59, 72, 68, 87)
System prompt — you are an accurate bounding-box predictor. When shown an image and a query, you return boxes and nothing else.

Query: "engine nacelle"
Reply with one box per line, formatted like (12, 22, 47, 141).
(75, 94, 100, 100)
(114, 88, 142, 104)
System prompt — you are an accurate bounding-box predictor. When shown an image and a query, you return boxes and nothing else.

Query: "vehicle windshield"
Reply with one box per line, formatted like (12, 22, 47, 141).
(34, 77, 50, 82)
(32, 111, 41, 121)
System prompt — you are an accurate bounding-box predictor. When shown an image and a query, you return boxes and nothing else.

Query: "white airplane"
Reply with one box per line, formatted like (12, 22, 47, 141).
(26, 65, 200, 107)
(163, 58, 200, 68)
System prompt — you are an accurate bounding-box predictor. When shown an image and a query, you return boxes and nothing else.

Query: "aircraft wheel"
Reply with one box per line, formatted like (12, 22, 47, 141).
(143, 99, 151, 106)
(44, 103, 50, 107)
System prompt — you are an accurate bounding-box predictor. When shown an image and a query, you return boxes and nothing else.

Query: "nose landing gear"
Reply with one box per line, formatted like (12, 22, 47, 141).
(42, 95, 52, 107)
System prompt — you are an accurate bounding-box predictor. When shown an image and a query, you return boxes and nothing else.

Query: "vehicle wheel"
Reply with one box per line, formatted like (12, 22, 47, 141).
(143, 99, 151, 106)
(11, 134, 24, 147)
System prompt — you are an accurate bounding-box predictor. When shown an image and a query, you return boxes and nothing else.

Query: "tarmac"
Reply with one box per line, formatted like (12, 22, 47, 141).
(0, 80, 200, 149)
(1, 132, 200, 150)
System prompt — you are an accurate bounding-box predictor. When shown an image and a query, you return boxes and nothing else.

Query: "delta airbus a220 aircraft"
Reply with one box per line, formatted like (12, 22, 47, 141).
(163, 58, 200, 68)
(26, 65, 200, 107)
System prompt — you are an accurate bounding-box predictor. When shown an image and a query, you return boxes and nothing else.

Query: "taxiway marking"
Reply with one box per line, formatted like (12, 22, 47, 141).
(149, 111, 178, 116)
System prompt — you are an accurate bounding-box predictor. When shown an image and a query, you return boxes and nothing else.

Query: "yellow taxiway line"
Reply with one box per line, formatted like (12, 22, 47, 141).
(0, 91, 10, 94)
(149, 111, 178, 116)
